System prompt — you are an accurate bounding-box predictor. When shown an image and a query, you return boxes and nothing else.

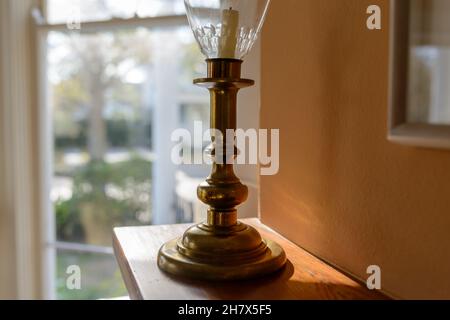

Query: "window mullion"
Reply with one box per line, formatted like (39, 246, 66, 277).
(35, 14, 188, 34)
(48, 241, 114, 255)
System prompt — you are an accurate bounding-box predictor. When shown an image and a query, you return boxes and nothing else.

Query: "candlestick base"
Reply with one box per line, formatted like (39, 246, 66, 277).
(158, 221, 286, 281)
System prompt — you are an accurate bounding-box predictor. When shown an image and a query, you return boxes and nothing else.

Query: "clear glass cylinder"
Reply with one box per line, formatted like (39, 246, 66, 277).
(184, 0, 271, 60)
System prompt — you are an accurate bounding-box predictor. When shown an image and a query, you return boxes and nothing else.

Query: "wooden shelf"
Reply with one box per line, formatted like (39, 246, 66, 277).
(113, 218, 387, 300)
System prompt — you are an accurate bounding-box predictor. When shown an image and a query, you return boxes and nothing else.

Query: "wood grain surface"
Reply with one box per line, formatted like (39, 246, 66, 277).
(113, 219, 387, 300)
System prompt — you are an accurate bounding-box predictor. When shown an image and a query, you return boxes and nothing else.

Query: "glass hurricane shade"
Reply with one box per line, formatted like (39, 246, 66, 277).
(184, 0, 270, 60)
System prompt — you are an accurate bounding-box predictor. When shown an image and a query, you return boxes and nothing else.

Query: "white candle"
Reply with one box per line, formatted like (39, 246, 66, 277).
(219, 7, 239, 58)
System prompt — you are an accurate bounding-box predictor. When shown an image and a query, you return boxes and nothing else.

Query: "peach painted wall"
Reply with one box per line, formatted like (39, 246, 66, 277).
(260, 0, 450, 299)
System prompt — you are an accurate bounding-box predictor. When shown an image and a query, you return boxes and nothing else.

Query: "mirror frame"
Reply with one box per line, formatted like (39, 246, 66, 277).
(388, 0, 450, 149)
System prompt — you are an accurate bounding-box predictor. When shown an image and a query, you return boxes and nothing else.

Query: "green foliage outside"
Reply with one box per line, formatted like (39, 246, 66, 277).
(55, 156, 152, 299)
(56, 251, 127, 300)
(55, 156, 152, 246)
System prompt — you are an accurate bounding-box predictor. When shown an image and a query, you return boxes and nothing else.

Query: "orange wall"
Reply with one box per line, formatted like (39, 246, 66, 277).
(260, 0, 450, 299)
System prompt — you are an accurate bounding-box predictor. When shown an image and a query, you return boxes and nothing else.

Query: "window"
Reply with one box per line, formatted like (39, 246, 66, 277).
(40, 0, 210, 299)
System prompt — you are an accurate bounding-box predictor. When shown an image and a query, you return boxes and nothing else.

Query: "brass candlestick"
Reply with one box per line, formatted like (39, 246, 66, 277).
(157, 59, 286, 281)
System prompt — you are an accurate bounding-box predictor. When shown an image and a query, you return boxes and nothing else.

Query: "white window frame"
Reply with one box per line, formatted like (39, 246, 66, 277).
(34, 2, 261, 300)
(0, 0, 44, 300)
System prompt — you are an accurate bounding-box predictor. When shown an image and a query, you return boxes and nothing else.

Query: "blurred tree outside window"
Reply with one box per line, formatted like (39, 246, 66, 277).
(45, 0, 209, 299)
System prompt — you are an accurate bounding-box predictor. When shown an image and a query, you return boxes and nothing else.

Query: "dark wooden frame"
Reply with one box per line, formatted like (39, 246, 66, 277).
(388, 0, 450, 149)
